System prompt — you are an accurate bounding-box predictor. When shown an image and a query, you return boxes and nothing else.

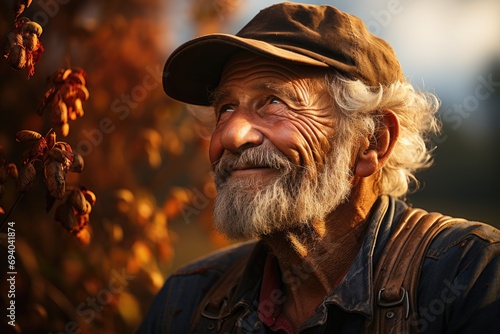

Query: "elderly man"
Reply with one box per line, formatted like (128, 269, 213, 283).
(138, 2, 500, 333)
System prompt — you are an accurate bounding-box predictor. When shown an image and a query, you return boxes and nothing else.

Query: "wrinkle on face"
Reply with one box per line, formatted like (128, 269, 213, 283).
(210, 53, 339, 169)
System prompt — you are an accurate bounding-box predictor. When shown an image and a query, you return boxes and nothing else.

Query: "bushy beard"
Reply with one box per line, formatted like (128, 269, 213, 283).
(212, 140, 354, 240)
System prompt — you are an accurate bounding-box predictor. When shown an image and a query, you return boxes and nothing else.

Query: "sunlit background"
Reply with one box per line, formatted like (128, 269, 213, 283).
(0, 0, 498, 333)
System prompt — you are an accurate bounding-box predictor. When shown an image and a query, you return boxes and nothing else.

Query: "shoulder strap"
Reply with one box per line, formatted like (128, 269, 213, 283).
(365, 207, 465, 333)
(189, 244, 259, 333)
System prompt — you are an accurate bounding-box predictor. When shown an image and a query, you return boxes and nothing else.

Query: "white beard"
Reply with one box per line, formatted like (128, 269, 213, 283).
(212, 139, 354, 240)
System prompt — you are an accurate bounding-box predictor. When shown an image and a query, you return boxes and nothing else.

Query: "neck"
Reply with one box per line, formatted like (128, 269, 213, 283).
(261, 183, 378, 326)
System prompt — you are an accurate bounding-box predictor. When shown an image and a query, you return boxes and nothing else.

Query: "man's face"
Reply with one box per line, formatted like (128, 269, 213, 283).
(209, 53, 355, 240)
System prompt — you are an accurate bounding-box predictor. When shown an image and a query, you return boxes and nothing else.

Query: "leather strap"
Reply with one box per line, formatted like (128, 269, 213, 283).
(189, 207, 465, 333)
(365, 207, 465, 333)
(189, 245, 256, 333)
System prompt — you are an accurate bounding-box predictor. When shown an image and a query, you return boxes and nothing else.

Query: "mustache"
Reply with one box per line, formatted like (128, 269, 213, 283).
(213, 144, 296, 184)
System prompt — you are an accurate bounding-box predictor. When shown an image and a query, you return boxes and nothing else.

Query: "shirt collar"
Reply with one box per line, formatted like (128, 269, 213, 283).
(323, 195, 394, 316)
(317, 195, 407, 321)
(220, 195, 407, 324)
(258, 255, 296, 333)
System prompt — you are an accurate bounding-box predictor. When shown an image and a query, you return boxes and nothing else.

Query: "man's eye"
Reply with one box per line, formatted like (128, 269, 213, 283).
(270, 97, 282, 104)
(220, 105, 235, 113)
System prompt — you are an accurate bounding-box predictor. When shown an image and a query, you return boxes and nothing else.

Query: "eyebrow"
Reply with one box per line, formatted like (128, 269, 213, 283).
(254, 82, 302, 105)
(210, 81, 302, 107)
(209, 87, 232, 108)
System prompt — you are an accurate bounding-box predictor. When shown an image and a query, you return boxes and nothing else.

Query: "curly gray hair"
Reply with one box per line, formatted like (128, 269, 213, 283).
(326, 75, 441, 197)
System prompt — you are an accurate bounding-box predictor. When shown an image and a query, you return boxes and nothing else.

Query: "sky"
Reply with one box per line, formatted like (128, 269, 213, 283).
(227, 0, 500, 102)
(164, 0, 500, 139)
(159, 0, 500, 220)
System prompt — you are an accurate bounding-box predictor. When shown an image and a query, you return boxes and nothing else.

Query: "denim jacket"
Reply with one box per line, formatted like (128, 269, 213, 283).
(137, 196, 500, 333)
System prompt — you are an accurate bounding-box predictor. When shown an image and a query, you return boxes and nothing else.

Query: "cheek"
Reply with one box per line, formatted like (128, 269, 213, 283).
(268, 118, 334, 166)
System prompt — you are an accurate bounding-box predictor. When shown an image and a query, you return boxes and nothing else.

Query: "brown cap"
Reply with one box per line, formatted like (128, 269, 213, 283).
(163, 2, 405, 106)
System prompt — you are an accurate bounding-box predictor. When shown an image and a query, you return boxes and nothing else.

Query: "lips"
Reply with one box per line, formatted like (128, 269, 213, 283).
(226, 164, 275, 179)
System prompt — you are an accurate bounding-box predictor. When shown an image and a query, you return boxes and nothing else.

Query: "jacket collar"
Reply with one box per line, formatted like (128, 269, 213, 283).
(200, 240, 267, 323)
(324, 195, 398, 316)
(202, 195, 408, 325)
(300, 195, 408, 329)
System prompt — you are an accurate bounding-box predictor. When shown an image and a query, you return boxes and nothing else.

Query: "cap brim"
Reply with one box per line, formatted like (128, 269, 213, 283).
(162, 33, 328, 106)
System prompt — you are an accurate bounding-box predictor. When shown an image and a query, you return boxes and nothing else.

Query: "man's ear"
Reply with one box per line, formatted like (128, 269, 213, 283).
(355, 110, 399, 177)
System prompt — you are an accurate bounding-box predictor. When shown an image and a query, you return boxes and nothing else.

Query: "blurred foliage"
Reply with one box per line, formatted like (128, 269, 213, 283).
(0, 0, 240, 333)
(0, 1, 498, 333)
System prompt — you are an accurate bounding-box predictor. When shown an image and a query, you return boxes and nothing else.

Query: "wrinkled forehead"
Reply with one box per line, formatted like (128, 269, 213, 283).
(217, 51, 332, 94)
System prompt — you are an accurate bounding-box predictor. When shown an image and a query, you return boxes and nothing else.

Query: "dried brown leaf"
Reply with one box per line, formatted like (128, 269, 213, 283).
(7, 44, 26, 69)
(52, 100, 68, 126)
(49, 148, 73, 169)
(73, 98, 84, 117)
(61, 68, 72, 80)
(70, 70, 87, 86)
(55, 203, 76, 231)
(76, 213, 89, 231)
(61, 123, 69, 137)
(68, 189, 87, 215)
(16, 130, 42, 142)
(54, 141, 72, 153)
(68, 152, 84, 173)
(21, 21, 42, 37)
(82, 201, 92, 215)
(44, 160, 65, 199)
(23, 137, 48, 164)
(16, 160, 36, 192)
(74, 84, 90, 101)
(23, 33, 39, 51)
(82, 189, 96, 206)
(26, 41, 44, 78)
(4, 17, 44, 77)
(14, 17, 30, 30)
(13, 0, 32, 19)
(48, 68, 66, 83)
(7, 163, 18, 179)
(4, 32, 22, 50)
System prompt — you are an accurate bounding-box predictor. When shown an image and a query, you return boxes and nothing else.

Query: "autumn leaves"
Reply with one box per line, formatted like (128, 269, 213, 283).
(12, 130, 96, 243)
(1, 1, 95, 244)
(37, 68, 91, 137)
(3, 1, 44, 78)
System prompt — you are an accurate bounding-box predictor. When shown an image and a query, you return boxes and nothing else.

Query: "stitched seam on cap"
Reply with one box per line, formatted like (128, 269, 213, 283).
(345, 12, 359, 69)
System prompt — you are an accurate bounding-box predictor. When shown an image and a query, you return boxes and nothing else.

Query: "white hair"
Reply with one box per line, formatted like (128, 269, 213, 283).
(191, 71, 441, 199)
(325, 75, 441, 197)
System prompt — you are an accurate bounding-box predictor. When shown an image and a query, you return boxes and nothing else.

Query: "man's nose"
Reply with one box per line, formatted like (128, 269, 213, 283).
(219, 110, 264, 153)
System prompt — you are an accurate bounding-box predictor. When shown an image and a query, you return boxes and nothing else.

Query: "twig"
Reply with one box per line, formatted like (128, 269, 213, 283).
(0, 192, 24, 231)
